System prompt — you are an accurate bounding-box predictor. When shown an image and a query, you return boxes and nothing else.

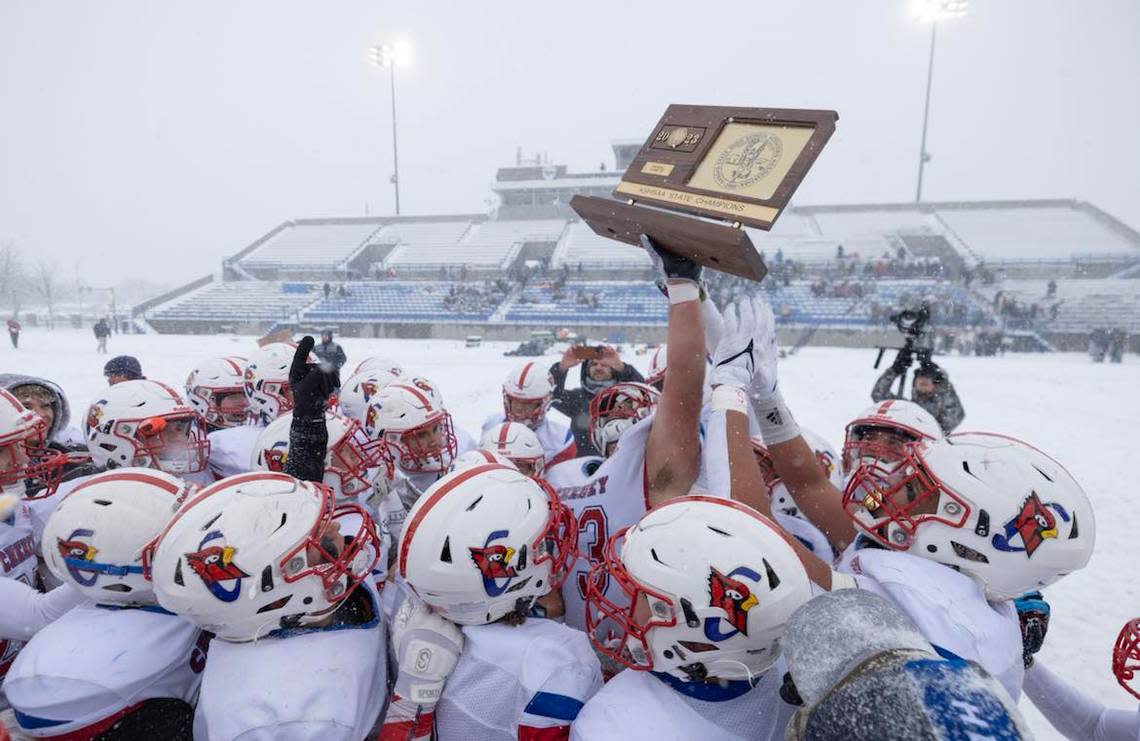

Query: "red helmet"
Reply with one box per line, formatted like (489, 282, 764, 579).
(1113, 618, 1140, 700)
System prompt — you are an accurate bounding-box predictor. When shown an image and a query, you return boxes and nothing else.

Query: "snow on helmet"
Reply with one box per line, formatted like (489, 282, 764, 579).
(588, 382, 659, 457)
(339, 368, 401, 424)
(362, 381, 457, 474)
(150, 472, 382, 642)
(398, 464, 576, 625)
(1113, 618, 1140, 700)
(646, 345, 667, 391)
(501, 362, 554, 428)
(185, 356, 249, 428)
(844, 433, 1095, 600)
(585, 496, 812, 681)
(243, 343, 305, 424)
(449, 448, 517, 474)
(84, 380, 210, 476)
(842, 399, 942, 475)
(252, 410, 392, 501)
(0, 388, 66, 499)
(751, 429, 843, 519)
(353, 355, 405, 378)
(480, 422, 546, 478)
(42, 468, 195, 605)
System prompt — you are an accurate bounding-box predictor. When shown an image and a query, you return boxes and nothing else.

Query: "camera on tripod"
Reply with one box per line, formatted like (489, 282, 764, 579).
(875, 302, 935, 389)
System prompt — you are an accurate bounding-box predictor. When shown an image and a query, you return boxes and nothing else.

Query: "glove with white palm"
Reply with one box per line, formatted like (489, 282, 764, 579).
(711, 292, 778, 393)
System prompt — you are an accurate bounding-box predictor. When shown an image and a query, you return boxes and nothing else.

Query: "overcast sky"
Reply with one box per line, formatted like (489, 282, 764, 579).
(1, 0, 1137, 288)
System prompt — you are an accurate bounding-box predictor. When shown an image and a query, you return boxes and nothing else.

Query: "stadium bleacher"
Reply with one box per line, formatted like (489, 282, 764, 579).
(982, 279, 1140, 334)
(935, 205, 1137, 263)
(762, 280, 989, 327)
(240, 222, 384, 270)
(150, 281, 320, 323)
(504, 281, 666, 325)
(552, 221, 652, 269)
(384, 219, 563, 269)
(301, 282, 496, 322)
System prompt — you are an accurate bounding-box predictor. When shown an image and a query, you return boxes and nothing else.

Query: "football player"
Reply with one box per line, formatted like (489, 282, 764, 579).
(483, 362, 576, 466)
(479, 421, 547, 479)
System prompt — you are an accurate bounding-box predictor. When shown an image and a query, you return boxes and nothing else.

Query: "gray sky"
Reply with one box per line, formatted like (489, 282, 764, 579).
(2, 0, 1137, 288)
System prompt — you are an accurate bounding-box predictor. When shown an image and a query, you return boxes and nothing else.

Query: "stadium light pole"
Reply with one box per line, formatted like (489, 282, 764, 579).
(370, 40, 412, 215)
(914, 0, 967, 203)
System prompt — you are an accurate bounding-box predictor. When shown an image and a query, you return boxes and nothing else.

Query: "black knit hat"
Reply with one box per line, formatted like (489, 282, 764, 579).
(103, 355, 144, 380)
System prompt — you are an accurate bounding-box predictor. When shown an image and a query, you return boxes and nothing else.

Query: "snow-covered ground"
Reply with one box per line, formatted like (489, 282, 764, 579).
(4, 328, 1137, 737)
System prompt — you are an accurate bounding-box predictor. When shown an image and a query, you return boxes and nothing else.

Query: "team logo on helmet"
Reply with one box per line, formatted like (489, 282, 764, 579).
(57, 529, 100, 587)
(263, 442, 289, 472)
(704, 566, 761, 641)
(185, 530, 249, 602)
(410, 378, 433, 395)
(469, 529, 520, 597)
(360, 380, 379, 402)
(992, 491, 1070, 557)
(85, 404, 105, 433)
(364, 403, 380, 436)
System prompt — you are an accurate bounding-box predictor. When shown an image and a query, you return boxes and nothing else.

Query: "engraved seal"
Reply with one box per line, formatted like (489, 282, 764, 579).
(713, 132, 783, 190)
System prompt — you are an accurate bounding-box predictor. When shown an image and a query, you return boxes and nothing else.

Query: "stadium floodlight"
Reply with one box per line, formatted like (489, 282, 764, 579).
(913, 0, 968, 203)
(369, 39, 412, 215)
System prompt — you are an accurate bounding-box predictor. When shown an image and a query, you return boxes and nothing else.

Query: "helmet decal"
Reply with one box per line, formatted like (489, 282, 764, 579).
(185, 530, 249, 602)
(57, 528, 99, 587)
(263, 443, 289, 472)
(86, 403, 105, 432)
(992, 491, 1068, 557)
(704, 565, 761, 641)
(469, 529, 519, 597)
(360, 380, 379, 403)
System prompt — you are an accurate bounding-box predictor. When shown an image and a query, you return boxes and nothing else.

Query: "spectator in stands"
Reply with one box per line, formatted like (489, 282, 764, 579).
(1047, 279, 1058, 299)
(872, 356, 965, 434)
(7, 316, 20, 349)
(104, 355, 145, 385)
(323, 282, 331, 299)
(93, 317, 111, 353)
(549, 345, 644, 457)
(313, 330, 347, 376)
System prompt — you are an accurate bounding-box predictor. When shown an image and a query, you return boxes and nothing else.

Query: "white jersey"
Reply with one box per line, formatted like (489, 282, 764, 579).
(3, 603, 205, 737)
(208, 423, 264, 479)
(482, 412, 577, 466)
(545, 415, 653, 632)
(845, 548, 1024, 700)
(193, 583, 386, 741)
(437, 618, 602, 740)
(571, 659, 796, 741)
(401, 426, 477, 495)
(0, 503, 39, 685)
(1025, 661, 1140, 741)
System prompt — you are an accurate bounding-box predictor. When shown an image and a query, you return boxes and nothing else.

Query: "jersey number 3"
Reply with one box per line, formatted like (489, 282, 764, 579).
(576, 506, 609, 599)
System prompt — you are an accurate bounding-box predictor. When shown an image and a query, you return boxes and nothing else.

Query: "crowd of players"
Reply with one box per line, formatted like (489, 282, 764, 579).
(0, 239, 1136, 740)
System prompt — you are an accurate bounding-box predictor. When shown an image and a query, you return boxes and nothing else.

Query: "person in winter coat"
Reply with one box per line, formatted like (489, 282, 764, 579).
(548, 345, 644, 457)
(871, 359, 965, 434)
(313, 330, 347, 376)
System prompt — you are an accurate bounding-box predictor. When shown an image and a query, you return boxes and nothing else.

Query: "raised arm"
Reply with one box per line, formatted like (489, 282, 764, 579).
(642, 236, 706, 508)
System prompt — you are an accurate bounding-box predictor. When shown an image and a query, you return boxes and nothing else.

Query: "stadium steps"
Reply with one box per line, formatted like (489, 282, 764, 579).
(490, 284, 524, 322)
(1108, 261, 1140, 279)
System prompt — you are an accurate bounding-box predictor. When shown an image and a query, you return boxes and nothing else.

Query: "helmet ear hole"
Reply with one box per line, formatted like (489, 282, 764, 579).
(762, 557, 781, 590)
(440, 537, 452, 563)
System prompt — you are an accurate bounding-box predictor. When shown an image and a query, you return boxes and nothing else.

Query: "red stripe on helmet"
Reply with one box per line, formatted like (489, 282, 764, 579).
(390, 383, 433, 411)
(398, 463, 512, 577)
(68, 470, 182, 497)
(496, 423, 511, 450)
(517, 362, 534, 389)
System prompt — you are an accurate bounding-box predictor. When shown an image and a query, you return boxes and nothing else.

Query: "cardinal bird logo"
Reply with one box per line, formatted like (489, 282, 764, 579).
(57, 528, 100, 587)
(185, 530, 249, 602)
(361, 380, 379, 402)
(469, 530, 519, 597)
(364, 403, 380, 437)
(703, 566, 761, 642)
(85, 404, 105, 433)
(263, 443, 289, 472)
(992, 491, 1069, 557)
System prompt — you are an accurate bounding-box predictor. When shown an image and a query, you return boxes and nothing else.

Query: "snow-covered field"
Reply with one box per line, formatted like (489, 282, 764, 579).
(4, 328, 1138, 737)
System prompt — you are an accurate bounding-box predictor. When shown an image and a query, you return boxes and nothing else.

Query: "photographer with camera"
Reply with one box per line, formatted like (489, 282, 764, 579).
(549, 344, 645, 457)
(872, 304, 965, 434)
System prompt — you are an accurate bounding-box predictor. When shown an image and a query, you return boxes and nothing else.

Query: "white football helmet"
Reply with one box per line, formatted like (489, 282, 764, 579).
(42, 468, 195, 606)
(362, 381, 458, 474)
(842, 399, 942, 474)
(585, 496, 812, 682)
(751, 429, 844, 519)
(646, 345, 667, 391)
(339, 369, 402, 423)
(0, 388, 66, 499)
(399, 464, 577, 625)
(449, 448, 517, 473)
(501, 362, 554, 428)
(149, 472, 382, 642)
(185, 356, 249, 428)
(353, 355, 405, 378)
(844, 432, 1095, 600)
(588, 382, 660, 457)
(85, 380, 210, 475)
(252, 411, 392, 501)
(243, 343, 300, 424)
(480, 422, 546, 478)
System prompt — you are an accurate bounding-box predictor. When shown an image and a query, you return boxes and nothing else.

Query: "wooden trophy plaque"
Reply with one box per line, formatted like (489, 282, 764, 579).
(571, 104, 838, 282)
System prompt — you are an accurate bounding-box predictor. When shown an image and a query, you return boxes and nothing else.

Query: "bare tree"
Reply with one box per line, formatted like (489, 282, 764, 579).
(0, 243, 26, 316)
(35, 258, 58, 329)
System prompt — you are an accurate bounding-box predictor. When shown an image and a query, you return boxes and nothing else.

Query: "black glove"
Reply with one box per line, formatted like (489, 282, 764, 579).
(890, 348, 913, 374)
(1014, 591, 1050, 668)
(283, 337, 337, 484)
(640, 234, 703, 285)
(289, 336, 339, 420)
